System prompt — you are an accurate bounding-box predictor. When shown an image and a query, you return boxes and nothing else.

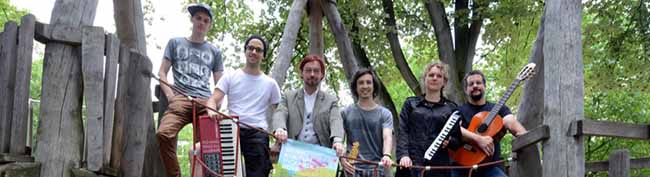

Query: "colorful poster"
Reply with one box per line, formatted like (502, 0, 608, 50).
(272, 140, 339, 177)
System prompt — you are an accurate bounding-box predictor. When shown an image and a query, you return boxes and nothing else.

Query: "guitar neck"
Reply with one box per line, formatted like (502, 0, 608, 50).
(485, 79, 522, 124)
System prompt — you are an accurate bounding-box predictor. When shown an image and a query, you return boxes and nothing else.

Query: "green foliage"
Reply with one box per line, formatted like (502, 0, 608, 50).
(0, 0, 28, 29)
(176, 0, 650, 176)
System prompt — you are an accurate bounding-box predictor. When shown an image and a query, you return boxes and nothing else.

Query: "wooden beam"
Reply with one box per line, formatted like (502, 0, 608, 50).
(10, 14, 36, 155)
(308, 0, 324, 56)
(34, 21, 82, 45)
(512, 125, 549, 152)
(81, 26, 106, 172)
(102, 34, 119, 168)
(269, 0, 307, 87)
(541, 0, 584, 176)
(586, 157, 650, 172)
(0, 21, 18, 154)
(570, 119, 649, 139)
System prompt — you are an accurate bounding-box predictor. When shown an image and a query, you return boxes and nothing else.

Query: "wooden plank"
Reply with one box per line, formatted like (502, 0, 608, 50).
(0, 21, 18, 154)
(36, 1, 99, 176)
(10, 14, 36, 155)
(541, 0, 584, 176)
(512, 125, 549, 152)
(570, 119, 649, 139)
(0, 153, 34, 163)
(608, 149, 629, 177)
(119, 50, 153, 177)
(586, 157, 650, 172)
(102, 34, 119, 167)
(34, 21, 82, 45)
(0, 162, 40, 177)
(110, 45, 131, 169)
(82, 26, 106, 172)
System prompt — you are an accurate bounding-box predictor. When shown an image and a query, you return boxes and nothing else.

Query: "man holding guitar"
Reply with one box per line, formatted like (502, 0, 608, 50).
(451, 70, 528, 177)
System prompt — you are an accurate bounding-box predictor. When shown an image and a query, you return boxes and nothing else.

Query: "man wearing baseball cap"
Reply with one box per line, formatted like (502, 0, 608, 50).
(156, 3, 223, 177)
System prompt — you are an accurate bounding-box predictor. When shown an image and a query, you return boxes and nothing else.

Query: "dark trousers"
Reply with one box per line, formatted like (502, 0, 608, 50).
(240, 128, 272, 177)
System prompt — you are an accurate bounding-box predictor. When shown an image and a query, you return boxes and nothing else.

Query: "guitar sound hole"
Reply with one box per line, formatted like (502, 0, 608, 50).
(477, 124, 488, 133)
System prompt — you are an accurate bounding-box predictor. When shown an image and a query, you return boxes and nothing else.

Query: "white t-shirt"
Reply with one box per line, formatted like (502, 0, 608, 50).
(216, 69, 281, 130)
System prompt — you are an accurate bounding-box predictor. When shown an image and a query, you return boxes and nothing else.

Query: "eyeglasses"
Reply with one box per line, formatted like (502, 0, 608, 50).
(468, 81, 483, 86)
(246, 46, 264, 54)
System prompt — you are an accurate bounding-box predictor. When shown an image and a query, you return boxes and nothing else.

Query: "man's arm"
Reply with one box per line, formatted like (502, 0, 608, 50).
(328, 100, 345, 156)
(212, 71, 223, 85)
(381, 128, 393, 167)
(503, 114, 527, 136)
(158, 59, 174, 100)
(271, 94, 290, 135)
(206, 88, 225, 116)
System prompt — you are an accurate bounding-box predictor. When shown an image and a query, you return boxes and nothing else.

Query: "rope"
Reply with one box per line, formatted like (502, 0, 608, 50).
(147, 72, 510, 177)
(339, 156, 508, 177)
(146, 72, 278, 139)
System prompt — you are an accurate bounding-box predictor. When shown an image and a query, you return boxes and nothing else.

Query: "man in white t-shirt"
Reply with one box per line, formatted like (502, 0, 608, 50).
(206, 35, 281, 177)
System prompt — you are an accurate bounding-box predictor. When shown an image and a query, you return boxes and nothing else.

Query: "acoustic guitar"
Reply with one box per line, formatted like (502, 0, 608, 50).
(449, 63, 536, 166)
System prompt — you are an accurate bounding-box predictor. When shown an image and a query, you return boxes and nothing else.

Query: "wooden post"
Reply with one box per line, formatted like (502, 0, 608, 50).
(269, 0, 307, 87)
(308, 0, 324, 56)
(608, 149, 630, 177)
(36, 1, 99, 176)
(0, 21, 18, 154)
(10, 14, 36, 155)
(103, 34, 119, 168)
(81, 26, 106, 171)
(321, 0, 359, 80)
(541, 0, 584, 176)
(118, 50, 154, 177)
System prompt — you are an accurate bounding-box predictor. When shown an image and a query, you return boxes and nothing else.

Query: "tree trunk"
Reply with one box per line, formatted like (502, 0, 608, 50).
(321, 0, 358, 80)
(381, 0, 422, 96)
(37, 1, 98, 177)
(270, 0, 307, 87)
(308, 0, 324, 56)
(113, 0, 147, 55)
(542, 0, 584, 176)
(512, 7, 545, 177)
(423, 0, 463, 104)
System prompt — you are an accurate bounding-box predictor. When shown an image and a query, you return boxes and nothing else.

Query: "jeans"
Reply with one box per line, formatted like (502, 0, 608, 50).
(450, 166, 507, 177)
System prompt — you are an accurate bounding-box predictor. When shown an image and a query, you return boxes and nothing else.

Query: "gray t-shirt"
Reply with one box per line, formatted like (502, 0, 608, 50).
(163, 37, 223, 98)
(342, 105, 393, 168)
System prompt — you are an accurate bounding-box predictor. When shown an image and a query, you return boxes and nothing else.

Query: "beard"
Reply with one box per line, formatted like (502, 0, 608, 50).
(304, 78, 321, 87)
(470, 91, 484, 101)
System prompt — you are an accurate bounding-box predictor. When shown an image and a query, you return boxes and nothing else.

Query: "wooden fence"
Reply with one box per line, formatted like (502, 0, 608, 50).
(511, 119, 650, 177)
(0, 14, 158, 177)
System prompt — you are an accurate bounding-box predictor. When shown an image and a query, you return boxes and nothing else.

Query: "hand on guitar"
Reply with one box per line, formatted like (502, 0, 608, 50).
(398, 156, 412, 168)
(476, 135, 495, 156)
(341, 158, 355, 175)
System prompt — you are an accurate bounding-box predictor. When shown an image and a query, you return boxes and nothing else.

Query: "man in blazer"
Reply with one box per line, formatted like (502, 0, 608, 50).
(272, 54, 345, 155)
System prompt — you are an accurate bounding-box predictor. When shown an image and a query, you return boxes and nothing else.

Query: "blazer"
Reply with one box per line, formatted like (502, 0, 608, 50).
(272, 89, 344, 147)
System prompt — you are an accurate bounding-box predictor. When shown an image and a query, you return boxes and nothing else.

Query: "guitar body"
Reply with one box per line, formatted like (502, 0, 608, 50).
(449, 111, 504, 166)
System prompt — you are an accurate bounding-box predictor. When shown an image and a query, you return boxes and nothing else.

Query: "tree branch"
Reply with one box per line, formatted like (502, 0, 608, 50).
(381, 0, 422, 96)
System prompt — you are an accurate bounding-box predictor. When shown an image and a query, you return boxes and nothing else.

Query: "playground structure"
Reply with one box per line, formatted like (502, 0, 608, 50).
(0, 0, 648, 177)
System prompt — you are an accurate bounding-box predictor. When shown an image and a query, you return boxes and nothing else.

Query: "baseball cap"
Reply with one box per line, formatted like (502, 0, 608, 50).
(187, 3, 213, 21)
